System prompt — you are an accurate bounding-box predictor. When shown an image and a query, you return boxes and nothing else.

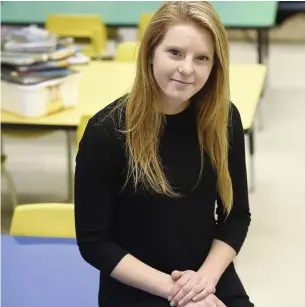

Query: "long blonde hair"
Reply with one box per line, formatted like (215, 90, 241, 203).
(117, 1, 233, 214)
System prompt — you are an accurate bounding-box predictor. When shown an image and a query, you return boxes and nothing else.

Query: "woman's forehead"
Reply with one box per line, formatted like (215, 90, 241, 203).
(159, 23, 214, 54)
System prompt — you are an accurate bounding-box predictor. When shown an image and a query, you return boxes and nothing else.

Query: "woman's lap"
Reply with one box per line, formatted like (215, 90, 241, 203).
(216, 264, 254, 307)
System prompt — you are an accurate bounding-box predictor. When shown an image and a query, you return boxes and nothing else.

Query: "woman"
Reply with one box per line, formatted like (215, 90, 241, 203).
(74, 1, 254, 307)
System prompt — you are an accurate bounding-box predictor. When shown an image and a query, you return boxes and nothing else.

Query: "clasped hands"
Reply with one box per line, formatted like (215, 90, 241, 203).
(168, 270, 226, 307)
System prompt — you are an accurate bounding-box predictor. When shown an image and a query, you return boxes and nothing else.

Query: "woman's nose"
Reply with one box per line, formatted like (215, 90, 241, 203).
(177, 59, 194, 76)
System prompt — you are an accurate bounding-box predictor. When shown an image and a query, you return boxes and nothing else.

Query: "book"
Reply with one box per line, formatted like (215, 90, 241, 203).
(1, 69, 78, 86)
(3, 59, 70, 74)
(1, 46, 81, 66)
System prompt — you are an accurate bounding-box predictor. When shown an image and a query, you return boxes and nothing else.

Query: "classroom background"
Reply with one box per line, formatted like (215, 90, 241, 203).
(1, 1, 305, 307)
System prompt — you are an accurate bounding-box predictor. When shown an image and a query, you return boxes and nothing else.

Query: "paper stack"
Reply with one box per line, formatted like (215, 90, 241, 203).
(1, 25, 90, 86)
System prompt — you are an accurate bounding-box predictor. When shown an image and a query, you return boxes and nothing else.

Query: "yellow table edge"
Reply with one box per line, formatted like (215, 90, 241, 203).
(1, 63, 266, 132)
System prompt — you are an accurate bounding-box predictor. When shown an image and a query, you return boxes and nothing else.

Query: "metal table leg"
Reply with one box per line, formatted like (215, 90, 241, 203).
(1, 136, 18, 207)
(257, 28, 270, 131)
(257, 28, 269, 64)
(257, 29, 264, 64)
(66, 130, 74, 203)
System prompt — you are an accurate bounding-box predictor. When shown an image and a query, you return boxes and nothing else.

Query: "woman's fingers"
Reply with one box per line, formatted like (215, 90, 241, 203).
(169, 273, 191, 300)
(192, 285, 215, 302)
(200, 294, 227, 307)
(175, 283, 204, 306)
(215, 299, 226, 307)
(172, 270, 184, 281)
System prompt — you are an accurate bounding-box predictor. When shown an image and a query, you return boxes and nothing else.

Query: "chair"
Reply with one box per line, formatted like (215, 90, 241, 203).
(45, 14, 107, 58)
(137, 13, 153, 40)
(115, 41, 140, 62)
(10, 203, 75, 238)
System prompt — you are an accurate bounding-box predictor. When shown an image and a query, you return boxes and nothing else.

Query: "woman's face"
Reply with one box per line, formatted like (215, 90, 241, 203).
(152, 22, 215, 114)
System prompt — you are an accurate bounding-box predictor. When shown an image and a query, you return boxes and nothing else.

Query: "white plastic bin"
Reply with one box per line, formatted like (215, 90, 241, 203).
(1, 72, 80, 118)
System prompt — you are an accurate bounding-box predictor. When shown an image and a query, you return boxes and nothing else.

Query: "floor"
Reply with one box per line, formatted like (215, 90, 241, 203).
(1, 41, 305, 307)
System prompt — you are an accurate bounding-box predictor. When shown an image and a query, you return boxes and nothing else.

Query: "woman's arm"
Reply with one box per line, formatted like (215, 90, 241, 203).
(74, 111, 174, 299)
(199, 102, 251, 280)
(197, 239, 236, 282)
(167, 103, 251, 306)
(111, 254, 174, 298)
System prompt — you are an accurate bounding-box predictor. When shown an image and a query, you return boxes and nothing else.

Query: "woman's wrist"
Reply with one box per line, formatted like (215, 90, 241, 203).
(155, 272, 175, 299)
(197, 266, 221, 284)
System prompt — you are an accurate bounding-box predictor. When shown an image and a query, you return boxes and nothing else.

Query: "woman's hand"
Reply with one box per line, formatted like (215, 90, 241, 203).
(168, 270, 218, 306)
(184, 294, 226, 307)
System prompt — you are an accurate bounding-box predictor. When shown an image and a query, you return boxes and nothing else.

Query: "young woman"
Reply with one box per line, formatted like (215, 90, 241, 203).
(75, 2, 254, 307)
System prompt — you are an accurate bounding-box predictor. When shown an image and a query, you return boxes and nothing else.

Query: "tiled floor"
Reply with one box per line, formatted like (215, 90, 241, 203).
(1, 42, 305, 307)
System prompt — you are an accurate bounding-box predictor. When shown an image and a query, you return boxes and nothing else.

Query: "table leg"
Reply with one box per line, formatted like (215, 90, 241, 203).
(1, 136, 18, 207)
(249, 129, 255, 193)
(66, 130, 74, 203)
(257, 28, 269, 64)
(257, 28, 269, 131)
(257, 29, 264, 64)
(257, 28, 270, 66)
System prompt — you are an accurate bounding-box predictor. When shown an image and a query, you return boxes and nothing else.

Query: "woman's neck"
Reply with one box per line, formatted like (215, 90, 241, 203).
(159, 98, 190, 115)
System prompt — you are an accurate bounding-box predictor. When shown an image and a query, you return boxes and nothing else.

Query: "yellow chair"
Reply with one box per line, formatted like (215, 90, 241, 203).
(137, 13, 153, 40)
(115, 41, 140, 62)
(46, 14, 107, 58)
(10, 203, 75, 238)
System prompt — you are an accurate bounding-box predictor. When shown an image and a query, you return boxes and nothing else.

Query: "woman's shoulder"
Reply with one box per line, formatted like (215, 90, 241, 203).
(229, 101, 241, 122)
(78, 95, 127, 155)
(76, 96, 127, 168)
(227, 101, 244, 151)
(89, 95, 127, 137)
(228, 101, 243, 132)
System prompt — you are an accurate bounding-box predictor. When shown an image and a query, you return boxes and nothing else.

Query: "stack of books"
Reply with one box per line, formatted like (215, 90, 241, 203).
(1, 25, 90, 86)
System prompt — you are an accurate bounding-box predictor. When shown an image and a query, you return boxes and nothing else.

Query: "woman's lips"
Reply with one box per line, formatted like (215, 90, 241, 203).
(171, 79, 193, 85)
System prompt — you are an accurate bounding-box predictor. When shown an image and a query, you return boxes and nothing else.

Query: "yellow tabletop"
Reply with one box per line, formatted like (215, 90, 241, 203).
(229, 64, 266, 130)
(1, 61, 266, 131)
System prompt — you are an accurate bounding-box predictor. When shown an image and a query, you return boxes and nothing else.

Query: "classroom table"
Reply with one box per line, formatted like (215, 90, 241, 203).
(1, 234, 99, 307)
(1, 1, 277, 64)
(1, 62, 266, 198)
(212, 1, 277, 64)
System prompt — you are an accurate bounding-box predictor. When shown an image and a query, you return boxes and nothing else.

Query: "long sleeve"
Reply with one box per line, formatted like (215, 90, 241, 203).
(74, 112, 129, 276)
(215, 103, 251, 254)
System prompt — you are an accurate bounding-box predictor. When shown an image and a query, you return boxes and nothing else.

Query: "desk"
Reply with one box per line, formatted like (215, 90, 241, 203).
(1, 1, 277, 63)
(213, 1, 277, 64)
(1, 62, 136, 202)
(1, 62, 266, 194)
(1, 235, 99, 307)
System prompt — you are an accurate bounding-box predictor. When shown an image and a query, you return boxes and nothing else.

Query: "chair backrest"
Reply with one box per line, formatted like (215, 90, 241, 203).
(45, 14, 107, 57)
(10, 203, 75, 238)
(137, 13, 153, 40)
(77, 114, 92, 148)
(115, 41, 140, 62)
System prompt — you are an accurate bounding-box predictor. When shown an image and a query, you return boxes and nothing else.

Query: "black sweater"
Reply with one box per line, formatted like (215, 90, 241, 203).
(74, 97, 252, 307)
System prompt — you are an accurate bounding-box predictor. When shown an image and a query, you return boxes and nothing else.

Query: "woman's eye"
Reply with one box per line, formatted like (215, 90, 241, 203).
(197, 55, 209, 61)
(169, 49, 180, 56)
